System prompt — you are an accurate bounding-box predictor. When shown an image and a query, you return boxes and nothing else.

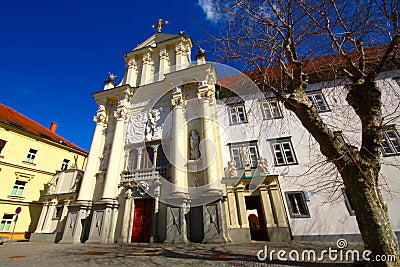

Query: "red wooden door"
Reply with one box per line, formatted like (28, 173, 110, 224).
(131, 199, 153, 242)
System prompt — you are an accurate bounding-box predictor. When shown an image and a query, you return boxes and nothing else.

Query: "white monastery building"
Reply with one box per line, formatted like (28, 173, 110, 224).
(35, 29, 399, 244)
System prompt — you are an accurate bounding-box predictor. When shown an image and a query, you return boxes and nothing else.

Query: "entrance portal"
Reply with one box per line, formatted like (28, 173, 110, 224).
(131, 198, 154, 242)
(245, 196, 268, 241)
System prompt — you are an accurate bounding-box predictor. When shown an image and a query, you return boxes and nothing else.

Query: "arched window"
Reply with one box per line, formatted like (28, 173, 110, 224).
(141, 147, 154, 169)
(127, 149, 139, 171)
(156, 146, 168, 168)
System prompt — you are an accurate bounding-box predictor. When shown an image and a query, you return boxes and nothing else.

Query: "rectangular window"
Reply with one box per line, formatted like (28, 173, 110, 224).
(270, 138, 297, 166)
(53, 206, 64, 219)
(229, 141, 259, 169)
(61, 159, 70, 170)
(307, 91, 330, 112)
(229, 105, 247, 124)
(26, 149, 37, 163)
(0, 214, 14, 232)
(11, 181, 26, 197)
(285, 191, 310, 218)
(261, 99, 283, 119)
(0, 139, 6, 154)
(342, 188, 355, 216)
(381, 126, 400, 156)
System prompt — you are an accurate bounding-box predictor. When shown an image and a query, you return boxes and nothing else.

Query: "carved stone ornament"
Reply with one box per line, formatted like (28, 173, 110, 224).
(47, 173, 61, 194)
(114, 108, 127, 120)
(224, 160, 238, 178)
(126, 108, 164, 144)
(93, 111, 107, 124)
(257, 157, 270, 174)
(171, 96, 183, 108)
(159, 49, 169, 60)
(127, 59, 137, 69)
(240, 147, 251, 169)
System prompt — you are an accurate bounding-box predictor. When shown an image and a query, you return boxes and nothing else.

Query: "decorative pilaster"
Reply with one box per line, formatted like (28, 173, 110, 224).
(118, 187, 133, 243)
(126, 58, 138, 87)
(158, 48, 169, 80)
(259, 185, 277, 227)
(175, 42, 190, 71)
(141, 50, 154, 85)
(226, 189, 240, 228)
(269, 180, 289, 227)
(35, 202, 49, 233)
(235, 183, 249, 228)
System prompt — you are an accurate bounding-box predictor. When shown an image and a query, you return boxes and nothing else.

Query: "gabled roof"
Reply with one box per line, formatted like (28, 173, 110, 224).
(0, 103, 87, 154)
(133, 33, 184, 51)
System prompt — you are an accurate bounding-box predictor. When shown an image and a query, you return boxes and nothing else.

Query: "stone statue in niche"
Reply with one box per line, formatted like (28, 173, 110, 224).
(189, 129, 200, 160)
(224, 160, 238, 178)
(257, 157, 270, 174)
(240, 147, 251, 169)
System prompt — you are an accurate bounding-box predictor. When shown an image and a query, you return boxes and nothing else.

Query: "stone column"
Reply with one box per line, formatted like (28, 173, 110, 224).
(152, 144, 159, 168)
(34, 202, 49, 233)
(118, 187, 133, 243)
(101, 106, 127, 201)
(170, 89, 187, 194)
(235, 183, 249, 228)
(198, 85, 218, 188)
(226, 189, 240, 228)
(77, 105, 107, 203)
(126, 58, 138, 87)
(259, 185, 277, 227)
(269, 180, 288, 227)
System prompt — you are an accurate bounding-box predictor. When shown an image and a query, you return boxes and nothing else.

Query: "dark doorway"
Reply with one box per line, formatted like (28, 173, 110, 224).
(131, 198, 154, 242)
(189, 206, 204, 243)
(245, 196, 268, 241)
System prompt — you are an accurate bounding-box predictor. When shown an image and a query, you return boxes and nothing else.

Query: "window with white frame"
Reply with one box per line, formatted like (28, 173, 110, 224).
(261, 99, 283, 119)
(381, 126, 400, 156)
(307, 91, 330, 112)
(53, 205, 64, 219)
(61, 159, 70, 170)
(25, 148, 37, 163)
(11, 181, 26, 197)
(229, 141, 259, 169)
(342, 188, 355, 216)
(285, 191, 310, 218)
(270, 138, 297, 166)
(228, 104, 247, 124)
(0, 139, 6, 154)
(0, 214, 14, 232)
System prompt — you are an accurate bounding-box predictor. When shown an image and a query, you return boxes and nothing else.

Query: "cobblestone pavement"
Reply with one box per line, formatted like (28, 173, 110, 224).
(0, 241, 366, 266)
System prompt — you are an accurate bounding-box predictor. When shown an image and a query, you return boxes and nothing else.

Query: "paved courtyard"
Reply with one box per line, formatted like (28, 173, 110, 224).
(1, 241, 366, 266)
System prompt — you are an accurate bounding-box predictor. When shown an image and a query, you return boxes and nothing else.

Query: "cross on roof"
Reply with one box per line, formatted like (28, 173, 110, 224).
(152, 18, 169, 33)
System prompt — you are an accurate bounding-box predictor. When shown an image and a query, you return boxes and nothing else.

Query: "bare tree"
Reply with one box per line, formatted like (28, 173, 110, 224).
(202, 0, 400, 265)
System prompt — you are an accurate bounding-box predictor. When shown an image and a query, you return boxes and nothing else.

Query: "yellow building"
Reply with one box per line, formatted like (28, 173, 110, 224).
(0, 103, 87, 241)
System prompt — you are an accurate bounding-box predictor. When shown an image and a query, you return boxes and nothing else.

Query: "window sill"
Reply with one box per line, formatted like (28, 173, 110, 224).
(8, 195, 25, 200)
(382, 153, 400, 157)
(229, 121, 248, 126)
(289, 214, 311, 218)
(263, 116, 283, 120)
(274, 162, 299, 167)
(21, 161, 36, 166)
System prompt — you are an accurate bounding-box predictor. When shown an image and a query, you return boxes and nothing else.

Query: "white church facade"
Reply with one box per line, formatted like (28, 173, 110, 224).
(39, 30, 399, 244)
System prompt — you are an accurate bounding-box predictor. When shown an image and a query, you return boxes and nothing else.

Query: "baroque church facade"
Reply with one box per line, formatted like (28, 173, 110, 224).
(55, 31, 400, 244)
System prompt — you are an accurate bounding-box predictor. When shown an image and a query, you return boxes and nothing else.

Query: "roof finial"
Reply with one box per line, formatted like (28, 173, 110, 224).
(152, 18, 169, 33)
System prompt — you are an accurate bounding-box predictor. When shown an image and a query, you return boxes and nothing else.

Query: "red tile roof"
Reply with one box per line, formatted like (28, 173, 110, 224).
(0, 103, 87, 154)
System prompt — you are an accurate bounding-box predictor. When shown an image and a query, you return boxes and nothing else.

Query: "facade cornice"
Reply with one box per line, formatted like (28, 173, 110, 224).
(0, 160, 56, 176)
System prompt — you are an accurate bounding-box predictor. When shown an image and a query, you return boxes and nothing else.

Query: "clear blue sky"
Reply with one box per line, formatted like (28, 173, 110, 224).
(0, 0, 216, 151)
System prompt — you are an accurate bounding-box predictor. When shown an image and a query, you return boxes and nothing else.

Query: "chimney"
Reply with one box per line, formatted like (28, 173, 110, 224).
(49, 122, 58, 133)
